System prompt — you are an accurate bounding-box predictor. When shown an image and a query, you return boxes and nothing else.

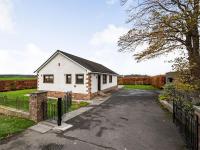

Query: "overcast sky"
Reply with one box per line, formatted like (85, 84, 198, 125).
(0, 0, 175, 75)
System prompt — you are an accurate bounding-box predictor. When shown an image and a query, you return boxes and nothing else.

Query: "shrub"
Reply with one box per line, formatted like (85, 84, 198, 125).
(160, 83, 195, 112)
(159, 83, 175, 101)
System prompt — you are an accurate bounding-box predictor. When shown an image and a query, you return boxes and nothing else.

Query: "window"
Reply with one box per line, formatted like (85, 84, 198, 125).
(109, 75, 112, 83)
(66, 74, 72, 84)
(76, 74, 84, 84)
(103, 75, 107, 84)
(43, 75, 54, 83)
(168, 78, 174, 83)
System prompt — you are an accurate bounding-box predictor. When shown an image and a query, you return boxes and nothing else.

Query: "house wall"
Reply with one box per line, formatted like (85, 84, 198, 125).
(90, 74, 118, 93)
(38, 53, 89, 94)
(101, 75, 118, 90)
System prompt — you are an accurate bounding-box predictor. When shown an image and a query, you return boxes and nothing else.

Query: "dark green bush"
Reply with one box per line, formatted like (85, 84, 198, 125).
(159, 83, 175, 101)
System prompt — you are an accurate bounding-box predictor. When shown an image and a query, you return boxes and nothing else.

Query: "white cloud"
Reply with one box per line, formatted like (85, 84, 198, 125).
(0, 43, 50, 74)
(0, 0, 15, 33)
(90, 24, 128, 46)
(88, 24, 174, 75)
(106, 0, 117, 5)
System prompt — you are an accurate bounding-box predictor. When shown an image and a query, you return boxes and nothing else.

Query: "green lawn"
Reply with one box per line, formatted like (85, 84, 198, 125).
(0, 114, 35, 140)
(0, 76, 36, 81)
(0, 89, 36, 99)
(69, 101, 89, 111)
(124, 85, 158, 90)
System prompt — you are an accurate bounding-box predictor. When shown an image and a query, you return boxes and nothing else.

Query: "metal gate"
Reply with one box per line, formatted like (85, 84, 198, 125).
(46, 92, 72, 125)
(173, 100, 199, 150)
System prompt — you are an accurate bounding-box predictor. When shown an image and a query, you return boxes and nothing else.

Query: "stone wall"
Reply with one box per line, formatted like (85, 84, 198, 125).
(0, 80, 37, 92)
(47, 85, 118, 100)
(47, 91, 90, 100)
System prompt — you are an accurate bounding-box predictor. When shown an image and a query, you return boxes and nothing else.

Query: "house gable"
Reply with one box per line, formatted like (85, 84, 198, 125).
(35, 51, 91, 73)
(37, 53, 89, 94)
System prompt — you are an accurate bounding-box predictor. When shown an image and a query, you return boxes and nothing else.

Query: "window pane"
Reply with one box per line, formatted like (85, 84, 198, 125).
(43, 75, 54, 83)
(66, 74, 71, 84)
(109, 75, 112, 83)
(76, 74, 84, 84)
(103, 75, 107, 84)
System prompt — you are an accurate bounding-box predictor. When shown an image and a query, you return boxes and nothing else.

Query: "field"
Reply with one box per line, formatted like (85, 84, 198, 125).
(124, 85, 158, 90)
(0, 75, 36, 81)
(0, 114, 35, 140)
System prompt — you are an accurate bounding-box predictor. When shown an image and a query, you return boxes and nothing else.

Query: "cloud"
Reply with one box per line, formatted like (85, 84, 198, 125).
(0, 0, 15, 33)
(88, 24, 174, 75)
(90, 24, 128, 46)
(106, 0, 117, 5)
(0, 43, 50, 74)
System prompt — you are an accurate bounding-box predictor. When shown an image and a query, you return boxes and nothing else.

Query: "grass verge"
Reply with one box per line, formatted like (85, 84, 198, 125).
(0, 114, 35, 140)
(124, 85, 158, 90)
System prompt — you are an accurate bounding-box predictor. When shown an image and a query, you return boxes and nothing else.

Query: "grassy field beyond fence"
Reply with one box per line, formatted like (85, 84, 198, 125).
(0, 75, 36, 81)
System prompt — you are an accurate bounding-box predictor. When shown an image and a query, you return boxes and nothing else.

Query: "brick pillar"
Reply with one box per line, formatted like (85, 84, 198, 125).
(86, 74, 92, 99)
(29, 91, 47, 122)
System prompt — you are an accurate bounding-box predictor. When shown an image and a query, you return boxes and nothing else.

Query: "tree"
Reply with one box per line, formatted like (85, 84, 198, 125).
(118, 0, 200, 85)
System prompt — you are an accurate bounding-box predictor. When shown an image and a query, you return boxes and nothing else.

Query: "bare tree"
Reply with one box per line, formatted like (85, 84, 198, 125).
(118, 0, 200, 84)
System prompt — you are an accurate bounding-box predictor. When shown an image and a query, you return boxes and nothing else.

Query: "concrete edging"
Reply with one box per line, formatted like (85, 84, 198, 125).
(159, 100, 173, 113)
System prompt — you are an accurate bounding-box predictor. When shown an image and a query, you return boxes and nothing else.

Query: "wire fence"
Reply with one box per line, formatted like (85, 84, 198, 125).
(0, 96, 29, 112)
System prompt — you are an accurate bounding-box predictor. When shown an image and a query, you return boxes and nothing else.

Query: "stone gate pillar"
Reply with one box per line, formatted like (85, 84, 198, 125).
(29, 91, 47, 122)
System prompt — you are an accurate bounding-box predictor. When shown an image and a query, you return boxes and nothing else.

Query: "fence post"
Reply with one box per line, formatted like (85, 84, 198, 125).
(57, 98, 62, 126)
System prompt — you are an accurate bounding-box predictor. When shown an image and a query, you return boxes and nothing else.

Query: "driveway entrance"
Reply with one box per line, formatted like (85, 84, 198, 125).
(0, 89, 186, 150)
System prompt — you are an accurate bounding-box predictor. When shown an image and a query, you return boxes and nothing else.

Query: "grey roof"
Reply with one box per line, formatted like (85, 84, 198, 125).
(58, 50, 118, 75)
(35, 50, 118, 75)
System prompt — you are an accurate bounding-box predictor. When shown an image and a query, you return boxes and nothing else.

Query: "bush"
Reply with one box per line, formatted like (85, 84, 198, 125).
(159, 83, 175, 101)
(159, 83, 194, 112)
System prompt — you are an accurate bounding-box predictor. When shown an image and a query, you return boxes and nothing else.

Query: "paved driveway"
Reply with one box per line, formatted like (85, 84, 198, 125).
(0, 89, 186, 150)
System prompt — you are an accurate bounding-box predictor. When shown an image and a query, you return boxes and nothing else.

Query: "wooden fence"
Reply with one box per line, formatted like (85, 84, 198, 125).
(0, 80, 37, 92)
(150, 75, 166, 88)
(118, 75, 166, 88)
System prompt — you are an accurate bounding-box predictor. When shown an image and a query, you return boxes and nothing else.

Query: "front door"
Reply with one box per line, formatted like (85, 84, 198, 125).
(98, 75, 101, 91)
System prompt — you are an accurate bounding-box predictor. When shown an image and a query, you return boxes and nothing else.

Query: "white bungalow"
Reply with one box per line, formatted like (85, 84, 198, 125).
(35, 50, 118, 100)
